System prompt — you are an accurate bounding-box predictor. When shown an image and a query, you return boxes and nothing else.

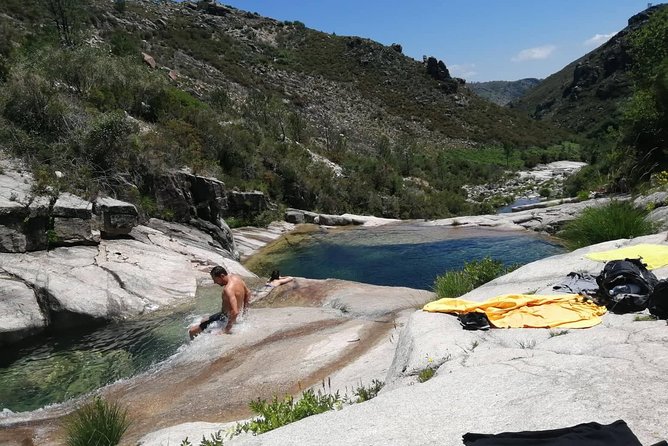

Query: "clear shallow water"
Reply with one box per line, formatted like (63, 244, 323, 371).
(266, 225, 565, 290)
(0, 286, 222, 413)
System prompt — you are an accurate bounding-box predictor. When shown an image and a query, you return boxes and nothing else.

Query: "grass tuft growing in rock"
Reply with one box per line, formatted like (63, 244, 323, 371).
(558, 201, 656, 250)
(63, 397, 130, 446)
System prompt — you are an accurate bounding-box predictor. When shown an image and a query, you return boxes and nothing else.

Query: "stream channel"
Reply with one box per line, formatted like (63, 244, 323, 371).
(0, 224, 564, 413)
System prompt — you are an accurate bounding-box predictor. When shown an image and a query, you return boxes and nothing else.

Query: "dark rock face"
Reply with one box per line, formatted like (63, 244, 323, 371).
(152, 171, 227, 225)
(425, 56, 450, 81)
(424, 56, 459, 94)
(224, 190, 272, 218)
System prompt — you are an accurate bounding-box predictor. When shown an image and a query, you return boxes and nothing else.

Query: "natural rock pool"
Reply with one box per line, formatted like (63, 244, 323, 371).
(0, 286, 222, 413)
(0, 224, 564, 413)
(258, 224, 565, 290)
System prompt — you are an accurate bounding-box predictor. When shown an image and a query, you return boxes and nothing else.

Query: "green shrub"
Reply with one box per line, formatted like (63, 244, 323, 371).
(417, 367, 435, 383)
(235, 389, 340, 436)
(63, 397, 130, 446)
(433, 257, 516, 299)
(350, 379, 384, 403)
(2, 71, 77, 139)
(558, 201, 656, 249)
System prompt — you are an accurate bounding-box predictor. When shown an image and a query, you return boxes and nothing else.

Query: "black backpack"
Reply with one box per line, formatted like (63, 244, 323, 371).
(648, 280, 668, 319)
(595, 258, 658, 314)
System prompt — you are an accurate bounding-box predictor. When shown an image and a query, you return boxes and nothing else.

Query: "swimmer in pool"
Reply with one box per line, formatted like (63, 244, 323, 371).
(188, 265, 251, 339)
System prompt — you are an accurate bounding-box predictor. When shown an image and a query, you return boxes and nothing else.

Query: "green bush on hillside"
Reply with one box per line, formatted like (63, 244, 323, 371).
(558, 201, 657, 250)
(433, 257, 517, 299)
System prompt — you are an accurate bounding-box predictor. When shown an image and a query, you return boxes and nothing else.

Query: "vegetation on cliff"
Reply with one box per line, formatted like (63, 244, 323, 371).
(0, 0, 583, 220)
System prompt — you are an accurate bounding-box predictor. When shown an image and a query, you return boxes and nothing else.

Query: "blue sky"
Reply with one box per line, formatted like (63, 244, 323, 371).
(215, 0, 656, 82)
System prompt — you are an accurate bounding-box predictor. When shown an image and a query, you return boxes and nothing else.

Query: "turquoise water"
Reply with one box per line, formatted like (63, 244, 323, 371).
(270, 225, 564, 290)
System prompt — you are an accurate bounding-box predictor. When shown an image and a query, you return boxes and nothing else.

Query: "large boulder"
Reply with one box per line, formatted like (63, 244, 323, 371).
(52, 193, 99, 246)
(93, 197, 139, 236)
(0, 161, 50, 252)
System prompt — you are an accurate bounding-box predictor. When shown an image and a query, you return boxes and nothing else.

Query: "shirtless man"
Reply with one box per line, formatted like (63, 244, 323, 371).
(188, 265, 251, 339)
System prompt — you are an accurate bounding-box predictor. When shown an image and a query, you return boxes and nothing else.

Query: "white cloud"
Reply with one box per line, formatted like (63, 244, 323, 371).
(583, 33, 615, 47)
(511, 45, 556, 62)
(450, 63, 477, 79)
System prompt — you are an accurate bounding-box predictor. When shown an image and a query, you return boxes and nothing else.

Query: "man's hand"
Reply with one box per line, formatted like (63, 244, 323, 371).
(188, 324, 203, 340)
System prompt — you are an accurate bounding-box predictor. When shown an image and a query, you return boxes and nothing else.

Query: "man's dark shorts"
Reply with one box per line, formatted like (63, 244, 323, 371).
(199, 312, 228, 331)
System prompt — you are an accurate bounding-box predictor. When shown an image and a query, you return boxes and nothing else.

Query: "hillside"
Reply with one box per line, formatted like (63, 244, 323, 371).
(0, 0, 578, 220)
(511, 4, 668, 138)
(468, 78, 541, 106)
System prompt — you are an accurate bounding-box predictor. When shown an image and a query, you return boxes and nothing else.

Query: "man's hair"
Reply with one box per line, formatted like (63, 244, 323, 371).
(210, 265, 228, 278)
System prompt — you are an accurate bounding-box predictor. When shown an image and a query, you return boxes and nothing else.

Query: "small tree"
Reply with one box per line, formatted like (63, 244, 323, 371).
(43, 0, 87, 47)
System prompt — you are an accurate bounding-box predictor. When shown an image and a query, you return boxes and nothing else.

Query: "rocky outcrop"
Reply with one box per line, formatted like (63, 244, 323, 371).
(151, 170, 227, 224)
(93, 196, 138, 237)
(284, 209, 398, 227)
(225, 190, 273, 218)
(0, 159, 50, 252)
(148, 170, 275, 255)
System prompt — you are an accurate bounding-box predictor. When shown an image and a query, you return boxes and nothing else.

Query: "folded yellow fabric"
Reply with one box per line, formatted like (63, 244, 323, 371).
(423, 294, 607, 329)
(585, 243, 668, 270)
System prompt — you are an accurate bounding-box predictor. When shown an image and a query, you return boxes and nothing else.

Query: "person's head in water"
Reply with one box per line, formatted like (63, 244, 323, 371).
(210, 265, 228, 286)
(270, 270, 280, 282)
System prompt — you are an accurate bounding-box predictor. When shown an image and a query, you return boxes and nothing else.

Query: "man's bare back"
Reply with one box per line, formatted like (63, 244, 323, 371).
(219, 273, 251, 333)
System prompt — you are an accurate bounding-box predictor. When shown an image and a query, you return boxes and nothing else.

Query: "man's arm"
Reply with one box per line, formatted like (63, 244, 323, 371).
(223, 287, 238, 334)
